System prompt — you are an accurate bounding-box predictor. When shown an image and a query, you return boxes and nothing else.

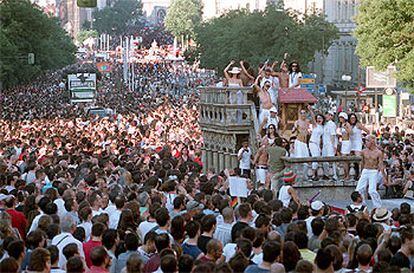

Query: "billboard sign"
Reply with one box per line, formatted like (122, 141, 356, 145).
(68, 73, 96, 103)
(366, 66, 397, 88)
(383, 94, 397, 117)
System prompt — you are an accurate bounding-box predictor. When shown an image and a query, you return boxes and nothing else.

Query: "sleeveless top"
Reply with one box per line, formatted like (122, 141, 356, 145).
(310, 124, 323, 144)
(278, 185, 292, 207)
(350, 125, 362, 143)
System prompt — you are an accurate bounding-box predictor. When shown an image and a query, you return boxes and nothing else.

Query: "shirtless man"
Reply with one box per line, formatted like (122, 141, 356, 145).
(292, 109, 310, 158)
(355, 135, 387, 209)
(253, 140, 269, 188)
(254, 75, 273, 125)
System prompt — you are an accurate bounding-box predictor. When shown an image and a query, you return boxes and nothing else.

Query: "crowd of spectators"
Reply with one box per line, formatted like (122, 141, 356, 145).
(0, 55, 414, 273)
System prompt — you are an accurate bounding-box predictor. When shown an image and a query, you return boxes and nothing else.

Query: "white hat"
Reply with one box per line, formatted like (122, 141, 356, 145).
(327, 111, 335, 116)
(311, 200, 324, 211)
(228, 67, 241, 74)
(270, 106, 278, 113)
(261, 79, 272, 88)
(338, 112, 348, 120)
(373, 208, 392, 222)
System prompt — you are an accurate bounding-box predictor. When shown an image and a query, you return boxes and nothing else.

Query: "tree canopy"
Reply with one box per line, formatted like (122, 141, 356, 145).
(0, 0, 76, 89)
(355, 0, 414, 88)
(92, 0, 143, 35)
(164, 0, 202, 38)
(194, 7, 338, 73)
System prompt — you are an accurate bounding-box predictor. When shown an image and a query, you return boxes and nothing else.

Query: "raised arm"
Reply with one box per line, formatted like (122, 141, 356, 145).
(357, 122, 370, 134)
(307, 105, 317, 125)
(224, 60, 235, 80)
(240, 61, 255, 80)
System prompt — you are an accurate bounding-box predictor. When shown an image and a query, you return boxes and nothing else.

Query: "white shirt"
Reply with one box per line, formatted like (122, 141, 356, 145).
(278, 185, 291, 207)
(105, 203, 117, 216)
(51, 232, 85, 269)
(223, 243, 237, 262)
(213, 222, 234, 246)
(109, 209, 122, 229)
(238, 147, 252, 170)
(323, 120, 337, 148)
(77, 221, 92, 241)
(54, 198, 67, 219)
(305, 216, 316, 237)
(92, 208, 105, 217)
(310, 124, 324, 145)
(28, 211, 44, 233)
(289, 72, 302, 88)
(138, 220, 158, 240)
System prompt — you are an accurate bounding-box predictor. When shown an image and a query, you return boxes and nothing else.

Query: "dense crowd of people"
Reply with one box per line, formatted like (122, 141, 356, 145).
(0, 51, 414, 273)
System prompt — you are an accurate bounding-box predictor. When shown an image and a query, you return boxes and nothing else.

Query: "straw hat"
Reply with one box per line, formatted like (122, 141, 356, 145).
(229, 67, 241, 74)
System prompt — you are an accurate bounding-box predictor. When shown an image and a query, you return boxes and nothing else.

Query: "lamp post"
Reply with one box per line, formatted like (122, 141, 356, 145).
(341, 74, 352, 111)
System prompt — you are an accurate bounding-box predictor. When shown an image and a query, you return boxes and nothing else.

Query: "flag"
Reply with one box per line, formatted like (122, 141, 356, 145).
(230, 197, 238, 208)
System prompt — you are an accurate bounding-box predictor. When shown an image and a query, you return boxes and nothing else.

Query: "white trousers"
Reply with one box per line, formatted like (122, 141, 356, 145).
(322, 145, 337, 177)
(256, 168, 267, 184)
(309, 142, 320, 170)
(259, 109, 270, 126)
(294, 140, 310, 158)
(356, 169, 382, 209)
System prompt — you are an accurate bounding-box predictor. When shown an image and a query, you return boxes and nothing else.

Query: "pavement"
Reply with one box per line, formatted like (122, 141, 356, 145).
(324, 198, 414, 212)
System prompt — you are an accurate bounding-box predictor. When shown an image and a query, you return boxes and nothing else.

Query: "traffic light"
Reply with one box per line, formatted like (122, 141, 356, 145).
(28, 53, 35, 65)
(77, 0, 97, 8)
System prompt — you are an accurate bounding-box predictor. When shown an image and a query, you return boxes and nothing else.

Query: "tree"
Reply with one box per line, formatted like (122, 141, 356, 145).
(355, 0, 414, 88)
(0, 0, 76, 88)
(77, 29, 98, 44)
(164, 0, 202, 40)
(93, 0, 143, 35)
(194, 6, 338, 73)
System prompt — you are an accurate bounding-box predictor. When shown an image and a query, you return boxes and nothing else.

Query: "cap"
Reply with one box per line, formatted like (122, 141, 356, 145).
(186, 200, 204, 211)
(327, 111, 335, 116)
(270, 106, 278, 113)
(311, 200, 324, 211)
(338, 112, 348, 120)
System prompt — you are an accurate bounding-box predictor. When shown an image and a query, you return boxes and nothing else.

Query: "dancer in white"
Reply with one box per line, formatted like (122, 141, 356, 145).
(338, 112, 352, 179)
(292, 109, 310, 158)
(349, 113, 370, 178)
(355, 135, 386, 209)
(322, 111, 338, 180)
(349, 113, 369, 155)
(308, 105, 324, 180)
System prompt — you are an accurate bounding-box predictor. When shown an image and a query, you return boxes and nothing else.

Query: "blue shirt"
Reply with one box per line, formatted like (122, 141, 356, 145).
(181, 242, 202, 260)
(244, 264, 270, 273)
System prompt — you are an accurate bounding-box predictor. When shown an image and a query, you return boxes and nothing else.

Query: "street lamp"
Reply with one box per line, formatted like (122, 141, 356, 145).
(341, 74, 352, 111)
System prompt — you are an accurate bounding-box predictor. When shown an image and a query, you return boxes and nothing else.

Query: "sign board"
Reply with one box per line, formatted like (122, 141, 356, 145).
(366, 66, 397, 88)
(300, 74, 316, 91)
(383, 95, 397, 117)
(68, 73, 96, 103)
(96, 62, 112, 73)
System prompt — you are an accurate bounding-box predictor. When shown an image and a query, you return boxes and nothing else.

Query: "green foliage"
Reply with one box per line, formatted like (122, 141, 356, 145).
(93, 0, 143, 35)
(355, 0, 414, 88)
(0, 0, 76, 89)
(194, 7, 338, 73)
(165, 0, 202, 38)
(77, 29, 98, 44)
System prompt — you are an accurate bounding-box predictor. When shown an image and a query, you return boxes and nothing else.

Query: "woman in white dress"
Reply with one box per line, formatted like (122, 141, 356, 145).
(288, 62, 303, 88)
(338, 112, 352, 179)
(349, 113, 370, 178)
(308, 105, 325, 180)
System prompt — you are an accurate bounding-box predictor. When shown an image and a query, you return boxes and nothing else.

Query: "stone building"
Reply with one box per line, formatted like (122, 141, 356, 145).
(284, 0, 363, 89)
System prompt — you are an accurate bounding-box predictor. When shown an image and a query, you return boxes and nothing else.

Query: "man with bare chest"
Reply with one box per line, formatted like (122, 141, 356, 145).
(355, 136, 387, 209)
(253, 141, 269, 187)
(254, 77, 273, 125)
(292, 109, 310, 158)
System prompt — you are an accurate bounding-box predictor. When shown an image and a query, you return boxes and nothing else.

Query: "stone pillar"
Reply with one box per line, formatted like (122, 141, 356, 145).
(218, 151, 224, 172)
(224, 152, 231, 170)
(212, 150, 218, 173)
(201, 148, 207, 174)
(207, 149, 213, 172)
(230, 152, 238, 170)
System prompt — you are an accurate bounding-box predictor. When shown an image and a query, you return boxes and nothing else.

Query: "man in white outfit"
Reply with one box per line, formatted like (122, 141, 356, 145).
(322, 111, 338, 180)
(355, 135, 386, 209)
